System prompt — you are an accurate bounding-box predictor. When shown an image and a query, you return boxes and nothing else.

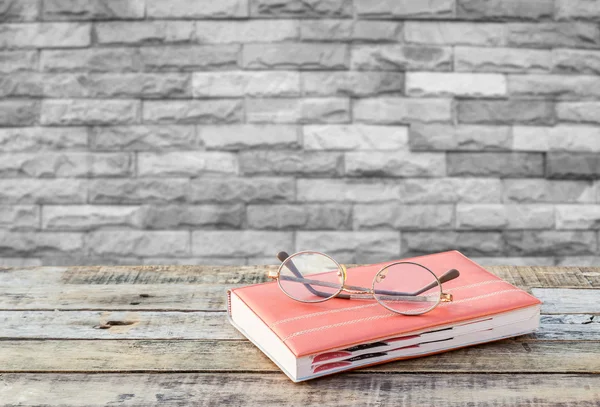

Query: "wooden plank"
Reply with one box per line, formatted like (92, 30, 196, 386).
(1, 311, 598, 341)
(2, 265, 598, 288)
(0, 284, 239, 311)
(486, 266, 597, 289)
(0, 311, 243, 340)
(0, 340, 598, 373)
(0, 265, 274, 286)
(536, 315, 600, 340)
(1, 373, 599, 406)
(532, 288, 600, 314)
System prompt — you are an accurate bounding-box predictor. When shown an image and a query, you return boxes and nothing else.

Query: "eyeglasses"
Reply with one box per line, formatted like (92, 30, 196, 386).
(267, 251, 460, 316)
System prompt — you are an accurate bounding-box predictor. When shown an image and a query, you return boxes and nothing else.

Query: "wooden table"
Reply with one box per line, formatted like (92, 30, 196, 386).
(0, 264, 599, 406)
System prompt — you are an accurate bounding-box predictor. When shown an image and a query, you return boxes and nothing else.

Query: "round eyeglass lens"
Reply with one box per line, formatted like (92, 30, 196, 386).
(278, 252, 344, 303)
(372, 262, 441, 315)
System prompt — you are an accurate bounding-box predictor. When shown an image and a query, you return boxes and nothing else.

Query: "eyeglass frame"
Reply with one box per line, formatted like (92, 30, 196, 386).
(267, 250, 460, 316)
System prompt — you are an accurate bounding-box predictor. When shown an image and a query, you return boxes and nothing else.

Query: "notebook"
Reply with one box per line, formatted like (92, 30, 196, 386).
(227, 250, 541, 382)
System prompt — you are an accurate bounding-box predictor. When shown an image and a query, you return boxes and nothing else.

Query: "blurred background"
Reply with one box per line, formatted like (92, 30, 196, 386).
(0, 0, 599, 267)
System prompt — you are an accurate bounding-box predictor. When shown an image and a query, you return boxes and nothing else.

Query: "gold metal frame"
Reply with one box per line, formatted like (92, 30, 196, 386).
(267, 250, 457, 316)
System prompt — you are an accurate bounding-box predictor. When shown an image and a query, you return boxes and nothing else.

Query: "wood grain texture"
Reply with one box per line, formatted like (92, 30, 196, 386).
(1, 311, 598, 341)
(532, 288, 600, 314)
(1, 373, 599, 407)
(0, 265, 599, 406)
(0, 340, 598, 373)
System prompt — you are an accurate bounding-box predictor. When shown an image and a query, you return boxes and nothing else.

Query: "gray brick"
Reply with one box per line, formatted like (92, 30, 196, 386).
(0, 205, 39, 229)
(507, 23, 600, 48)
(456, 204, 554, 229)
(243, 44, 349, 70)
(554, 49, 600, 74)
(140, 204, 244, 229)
(406, 72, 506, 97)
(0, 127, 88, 152)
(192, 231, 293, 257)
(142, 100, 243, 124)
(472, 257, 555, 266)
(303, 125, 408, 151)
(92, 125, 196, 151)
(302, 72, 403, 97)
(503, 231, 597, 256)
(508, 74, 600, 99)
(0, 231, 84, 256)
(196, 20, 299, 44)
(457, 100, 555, 125)
(138, 152, 238, 177)
(43, 0, 145, 20)
(0, 126, 83, 151)
(0, 152, 132, 178)
(356, 0, 454, 19)
(246, 98, 349, 124)
(354, 204, 454, 230)
(404, 22, 504, 46)
(556, 0, 600, 21)
(296, 231, 401, 263)
(457, 0, 553, 20)
(0, 51, 38, 73)
(140, 45, 240, 72)
(297, 178, 402, 203)
(352, 45, 452, 71)
(0, 23, 91, 48)
(0, 100, 39, 126)
(0, 179, 87, 204)
(42, 73, 191, 99)
(88, 231, 190, 257)
(354, 98, 452, 124)
(247, 204, 352, 230)
(556, 205, 600, 229)
(0, 257, 42, 267)
(398, 178, 503, 203)
(546, 153, 600, 179)
(556, 102, 600, 124)
(455, 47, 552, 73)
(513, 126, 600, 152)
(409, 124, 512, 151)
(402, 232, 504, 257)
(300, 20, 402, 42)
(95, 21, 196, 45)
(42, 205, 143, 230)
(555, 256, 600, 266)
(345, 151, 446, 177)
(503, 179, 595, 203)
(143, 257, 248, 266)
(0, 0, 39, 21)
(188, 177, 294, 203)
(448, 152, 544, 178)
(41, 99, 140, 126)
(0, 73, 42, 97)
(147, 0, 248, 18)
(297, 178, 502, 203)
(41, 256, 140, 266)
(193, 72, 300, 98)
(240, 151, 342, 176)
(250, 0, 352, 17)
(199, 125, 298, 151)
(89, 179, 188, 204)
(41, 48, 139, 72)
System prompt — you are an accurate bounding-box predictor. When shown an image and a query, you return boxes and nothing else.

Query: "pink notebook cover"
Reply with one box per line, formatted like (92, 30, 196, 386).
(229, 251, 541, 358)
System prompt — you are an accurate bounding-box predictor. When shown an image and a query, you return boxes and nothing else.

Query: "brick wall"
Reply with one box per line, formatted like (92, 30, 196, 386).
(1, 0, 600, 267)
